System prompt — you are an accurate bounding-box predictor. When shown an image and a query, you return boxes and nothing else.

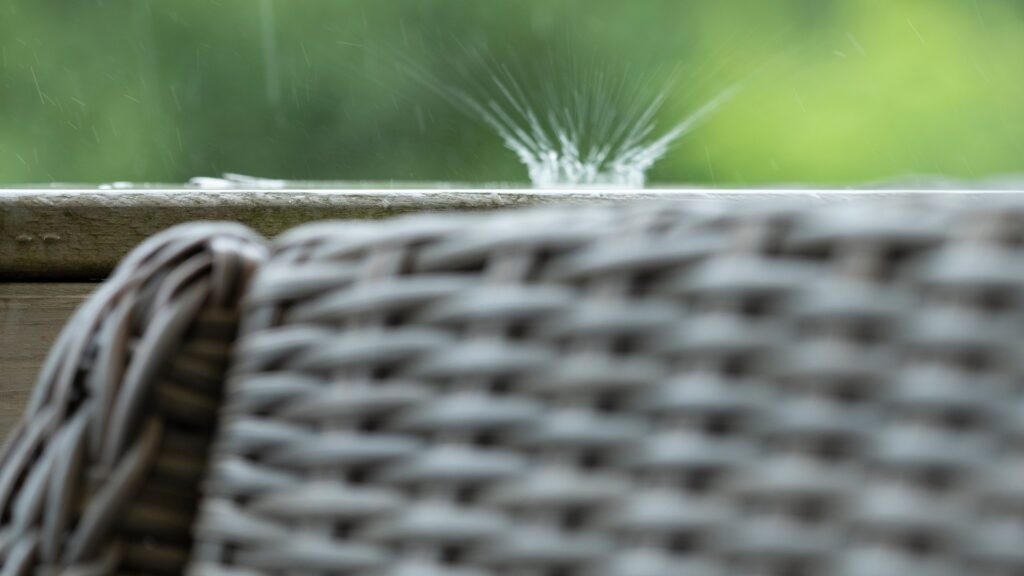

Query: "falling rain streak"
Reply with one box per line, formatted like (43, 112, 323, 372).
(260, 0, 281, 106)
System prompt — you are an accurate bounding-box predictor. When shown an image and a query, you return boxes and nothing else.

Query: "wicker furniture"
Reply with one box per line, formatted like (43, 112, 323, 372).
(2, 198, 1024, 575)
(188, 200, 1024, 576)
(0, 223, 265, 575)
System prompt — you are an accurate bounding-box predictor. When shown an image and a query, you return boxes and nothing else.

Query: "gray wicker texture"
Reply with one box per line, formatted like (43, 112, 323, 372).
(0, 222, 265, 575)
(189, 199, 1024, 576)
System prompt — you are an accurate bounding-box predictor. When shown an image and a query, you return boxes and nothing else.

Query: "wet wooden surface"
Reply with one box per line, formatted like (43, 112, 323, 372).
(2, 187, 654, 280)
(0, 283, 95, 437)
(3, 187, 1008, 280)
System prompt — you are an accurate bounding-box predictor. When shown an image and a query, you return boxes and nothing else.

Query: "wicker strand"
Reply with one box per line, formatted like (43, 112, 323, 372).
(0, 222, 265, 576)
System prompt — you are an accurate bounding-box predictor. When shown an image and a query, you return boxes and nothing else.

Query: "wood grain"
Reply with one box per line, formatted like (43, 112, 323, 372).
(0, 283, 95, 437)
(1, 188, 630, 280)
(0, 188, 979, 280)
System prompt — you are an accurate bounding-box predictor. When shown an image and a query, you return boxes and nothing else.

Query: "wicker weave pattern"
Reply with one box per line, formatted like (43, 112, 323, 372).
(0, 223, 265, 575)
(189, 200, 1024, 576)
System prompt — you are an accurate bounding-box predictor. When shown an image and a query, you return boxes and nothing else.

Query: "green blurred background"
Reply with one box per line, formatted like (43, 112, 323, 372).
(1, 0, 1022, 186)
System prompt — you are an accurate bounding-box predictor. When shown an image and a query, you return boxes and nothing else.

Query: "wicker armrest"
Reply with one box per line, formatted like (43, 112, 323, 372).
(0, 223, 265, 575)
(189, 200, 1024, 576)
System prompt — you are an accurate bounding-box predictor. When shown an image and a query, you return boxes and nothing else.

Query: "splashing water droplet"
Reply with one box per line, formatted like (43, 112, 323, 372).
(406, 49, 739, 188)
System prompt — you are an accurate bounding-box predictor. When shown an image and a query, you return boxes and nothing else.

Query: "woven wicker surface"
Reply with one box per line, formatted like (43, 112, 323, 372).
(0, 223, 265, 575)
(185, 199, 1024, 576)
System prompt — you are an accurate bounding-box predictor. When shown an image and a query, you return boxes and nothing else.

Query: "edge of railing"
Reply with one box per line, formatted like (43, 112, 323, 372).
(3, 187, 1023, 280)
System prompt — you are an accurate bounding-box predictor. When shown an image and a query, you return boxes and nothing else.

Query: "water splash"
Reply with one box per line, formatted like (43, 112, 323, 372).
(408, 51, 738, 188)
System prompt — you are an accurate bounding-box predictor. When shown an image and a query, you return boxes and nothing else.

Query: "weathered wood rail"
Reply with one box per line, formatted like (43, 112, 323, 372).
(2, 186, 1020, 437)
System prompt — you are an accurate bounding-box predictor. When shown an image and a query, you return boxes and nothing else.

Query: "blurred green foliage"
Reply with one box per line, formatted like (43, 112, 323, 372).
(1, 0, 1022, 185)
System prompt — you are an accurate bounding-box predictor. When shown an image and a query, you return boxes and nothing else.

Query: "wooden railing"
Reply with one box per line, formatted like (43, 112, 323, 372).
(0, 186, 1012, 436)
